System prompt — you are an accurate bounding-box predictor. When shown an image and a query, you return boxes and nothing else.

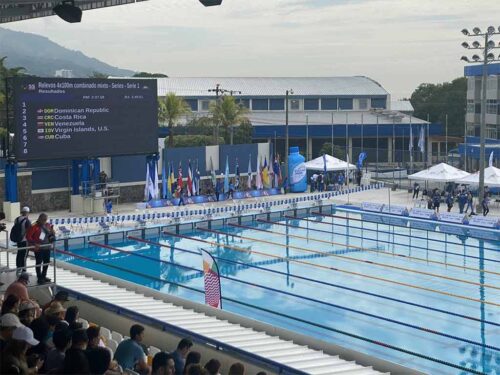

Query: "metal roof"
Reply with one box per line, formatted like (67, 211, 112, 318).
(0, 0, 148, 24)
(156, 77, 389, 97)
(390, 100, 414, 112)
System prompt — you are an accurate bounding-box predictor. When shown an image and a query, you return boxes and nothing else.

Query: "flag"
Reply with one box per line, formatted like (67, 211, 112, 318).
(273, 156, 281, 188)
(210, 156, 216, 187)
(323, 153, 327, 175)
(357, 152, 367, 170)
(194, 159, 201, 195)
(409, 125, 413, 151)
(153, 159, 159, 199)
(247, 154, 252, 189)
(202, 251, 221, 309)
(235, 158, 240, 189)
(177, 162, 183, 191)
(262, 157, 269, 187)
(168, 161, 175, 198)
(489, 151, 494, 167)
(144, 163, 151, 201)
(255, 156, 263, 189)
(187, 160, 193, 197)
(224, 155, 229, 194)
(162, 161, 167, 199)
(418, 126, 425, 153)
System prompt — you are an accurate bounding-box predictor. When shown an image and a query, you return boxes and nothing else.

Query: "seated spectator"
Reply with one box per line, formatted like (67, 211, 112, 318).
(62, 346, 90, 374)
(27, 317, 51, 369)
(44, 301, 66, 322)
(4, 273, 30, 302)
(1, 294, 20, 315)
(18, 300, 37, 327)
(184, 351, 201, 374)
(0, 313, 23, 352)
(86, 325, 101, 350)
(113, 324, 150, 374)
(152, 352, 175, 375)
(87, 346, 121, 375)
(228, 362, 245, 375)
(172, 338, 193, 375)
(71, 328, 88, 350)
(65, 306, 83, 330)
(1, 325, 40, 374)
(42, 291, 70, 310)
(45, 327, 72, 373)
(185, 365, 207, 375)
(204, 359, 221, 375)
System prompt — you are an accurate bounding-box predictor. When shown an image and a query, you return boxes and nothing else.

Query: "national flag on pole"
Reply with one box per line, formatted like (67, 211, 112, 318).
(210, 156, 216, 187)
(247, 155, 252, 189)
(224, 155, 229, 194)
(323, 153, 327, 175)
(235, 158, 240, 189)
(489, 151, 494, 167)
(256, 156, 263, 189)
(162, 160, 167, 199)
(153, 159, 159, 200)
(273, 156, 280, 188)
(194, 159, 201, 195)
(187, 160, 193, 197)
(177, 162, 183, 191)
(409, 125, 413, 151)
(168, 161, 175, 197)
(357, 152, 367, 170)
(262, 157, 269, 187)
(202, 251, 221, 309)
(144, 163, 151, 201)
(418, 126, 425, 153)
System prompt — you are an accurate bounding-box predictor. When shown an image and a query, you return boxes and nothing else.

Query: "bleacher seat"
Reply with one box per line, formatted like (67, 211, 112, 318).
(107, 338, 118, 353)
(111, 331, 123, 343)
(80, 319, 89, 329)
(100, 327, 112, 341)
(149, 346, 161, 357)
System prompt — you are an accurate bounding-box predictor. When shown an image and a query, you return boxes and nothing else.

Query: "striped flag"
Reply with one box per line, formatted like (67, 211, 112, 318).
(187, 160, 193, 197)
(202, 251, 221, 309)
(177, 162, 183, 191)
(247, 155, 252, 189)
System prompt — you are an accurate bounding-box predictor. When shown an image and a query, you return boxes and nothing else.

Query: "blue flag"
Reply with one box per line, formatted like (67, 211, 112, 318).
(224, 155, 229, 194)
(357, 152, 367, 170)
(235, 158, 240, 189)
(162, 160, 167, 199)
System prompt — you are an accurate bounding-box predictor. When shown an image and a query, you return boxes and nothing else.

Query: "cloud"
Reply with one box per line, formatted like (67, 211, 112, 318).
(4, 0, 500, 98)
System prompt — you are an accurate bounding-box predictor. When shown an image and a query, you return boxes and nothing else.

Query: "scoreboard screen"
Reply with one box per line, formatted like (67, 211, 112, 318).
(12, 77, 158, 161)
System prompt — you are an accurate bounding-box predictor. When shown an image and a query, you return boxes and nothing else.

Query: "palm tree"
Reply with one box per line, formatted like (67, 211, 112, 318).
(158, 93, 191, 147)
(0, 57, 26, 144)
(209, 96, 249, 145)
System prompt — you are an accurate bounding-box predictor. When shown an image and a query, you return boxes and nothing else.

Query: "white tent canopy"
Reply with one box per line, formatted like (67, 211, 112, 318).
(408, 163, 470, 182)
(459, 166, 500, 188)
(304, 154, 356, 171)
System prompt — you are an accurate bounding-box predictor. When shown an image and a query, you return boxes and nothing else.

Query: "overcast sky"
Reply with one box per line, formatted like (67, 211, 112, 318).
(5, 0, 500, 99)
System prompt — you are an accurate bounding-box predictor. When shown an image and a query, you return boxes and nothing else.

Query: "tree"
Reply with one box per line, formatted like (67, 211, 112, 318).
(133, 72, 168, 78)
(158, 93, 191, 147)
(410, 77, 466, 137)
(0, 57, 26, 141)
(209, 96, 249, 145)
(233, 119, 253, 144)
(319, 142, 346, 160)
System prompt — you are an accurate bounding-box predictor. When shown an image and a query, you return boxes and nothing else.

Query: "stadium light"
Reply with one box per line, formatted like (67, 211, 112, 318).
(460, 25, 500, 213)
(53, 0, 82, 23)
(199, 0, 223, 6)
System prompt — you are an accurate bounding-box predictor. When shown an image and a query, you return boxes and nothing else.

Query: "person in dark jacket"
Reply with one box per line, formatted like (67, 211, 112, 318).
(13, 207, 32, 274)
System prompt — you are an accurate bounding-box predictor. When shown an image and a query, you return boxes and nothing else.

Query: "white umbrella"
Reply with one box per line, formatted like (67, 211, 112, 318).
(304, 154, 356, 171)
(408, 163, 470, 182)
(459, 166, 500, 188)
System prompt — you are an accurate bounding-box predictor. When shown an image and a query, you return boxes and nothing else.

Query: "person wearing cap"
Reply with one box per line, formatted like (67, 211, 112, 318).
(44, 301, 66, 322)
(18, 300, 37, 327)
(0, 313, 23, 352)
(26, 213, 56, 284)
(5, 272, 31, 302)
(42, 290, 70, 310)
(1, 325, 41, 374)
(13, 207, 32, 275)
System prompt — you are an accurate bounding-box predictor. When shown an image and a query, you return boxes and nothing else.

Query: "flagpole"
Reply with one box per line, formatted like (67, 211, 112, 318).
(426, 113, 430, 168)
(410, 115, 413, 175)
(331, 112, 334, 157)
(464, 119, 467, 172)
(376, 115, 379, 177)
(445, 114, 448, 164)
(306, 114, 309, 161)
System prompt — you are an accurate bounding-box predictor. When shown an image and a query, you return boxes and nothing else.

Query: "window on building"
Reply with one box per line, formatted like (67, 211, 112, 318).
(371, 98, 386, 109)
(269, 99, 285, 111)
(467, 78, 475, 90)
(321, 98, 338, 110)
(252, 99, 269, 111)
(486, 125, 497, 139)
(467, 99, 475, 113)
(289, 99, 301, 111)
(236, 99, 250, 109)
(185, 99, 198, 111)
(357, 98, 369, 110)
(304, 98, 319, 111)
(475, 103, 481, 114)
(200, 100, 214, 111)
(487, 77, 497, 90)
(486, 99, 498, 114)
(339, 98, 353, 110)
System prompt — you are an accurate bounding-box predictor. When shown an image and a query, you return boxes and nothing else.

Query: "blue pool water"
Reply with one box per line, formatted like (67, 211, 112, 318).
(60, 208, 500, 375)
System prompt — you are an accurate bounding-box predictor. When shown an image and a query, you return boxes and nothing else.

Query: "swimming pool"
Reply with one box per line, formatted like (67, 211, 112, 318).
(58, 206, 500, 375)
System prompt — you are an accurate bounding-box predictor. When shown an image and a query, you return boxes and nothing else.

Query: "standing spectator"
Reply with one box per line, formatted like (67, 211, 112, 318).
(465, 191, 474, 215)
(45, 326, 72, 372)
(204, 359, 221, 375)
(457, 191, 467, 214)
(1, 294, 20, 315)
(113, 324, 150, 374)
(26, 213, 56, 284)
(432, 191, 441, 213)
(18, 300, 37, 327)
(427, 196, 433, 210)
(446, 193, 454, 213)
(215, 180, 221, 202)
(228, 362, 245, 375)
(183, 351, 201, 374)
(11, 206, 32, 275)
(482, 195, 490, 216)
(0, 313, 23, 352)
(152, 352, 175, 375)
(412, 182, 420, 199)
(1, 325, 40, 374)
(4, 273, 30, 302)
(172, 338, 193, 375)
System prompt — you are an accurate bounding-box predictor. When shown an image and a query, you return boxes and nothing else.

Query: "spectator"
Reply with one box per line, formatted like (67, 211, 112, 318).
(65, 306, 83, 330)
(152, 352, 175, 375)
(412, 182, 420, 199)
(446, 193, 454, 212)
(4, 273, 30, 302)
(87, 347, 118, 375)
(204, 359, 221, 375)
(1, 294, 20, 315)
(172, 338, 193, 375)
(432, 191, 441, 213)
(62, 346, 90, 374)
(256, 373, 267, 375)
(185, 365, 207, 375)
(44, 302, 66, 322)
(27, 317, 51, 366)
(18, 300, 37, 327)
(183, 351, 201, 374)
(11, 206, 32, 274)
(465, 191, 475, 214)
(26, 213, 56, 284)
(0, 313, 23, 352)
(482, 195, 490, 216)
(45, 327, 72, 372)
(113, 324, 150, 374)
(71, 329, 88, 350)
(42, 291, 70, 310)
(228, 362, 245, 375)
(86, 325, 101, 350)
(1, 325, 40, 374)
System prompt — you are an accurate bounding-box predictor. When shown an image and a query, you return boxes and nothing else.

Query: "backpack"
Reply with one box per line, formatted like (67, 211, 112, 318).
(10, 217, 27, 243)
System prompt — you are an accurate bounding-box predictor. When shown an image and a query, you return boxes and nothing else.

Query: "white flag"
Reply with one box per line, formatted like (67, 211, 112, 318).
(418, 126, 425, 153)
(144, 163, 150, 200)
(489, 151, 494, 167)
(409, 125, 413, 151)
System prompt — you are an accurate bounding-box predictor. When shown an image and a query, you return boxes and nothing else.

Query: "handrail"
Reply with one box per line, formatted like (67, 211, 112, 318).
(54, 247, 485, 375)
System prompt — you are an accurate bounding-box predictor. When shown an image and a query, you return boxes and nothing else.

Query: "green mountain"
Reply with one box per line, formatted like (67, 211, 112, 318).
(0, 27, 135, 77)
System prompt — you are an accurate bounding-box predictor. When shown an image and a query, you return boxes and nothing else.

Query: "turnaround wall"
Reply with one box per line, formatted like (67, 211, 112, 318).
(3, 142, 270, 213)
